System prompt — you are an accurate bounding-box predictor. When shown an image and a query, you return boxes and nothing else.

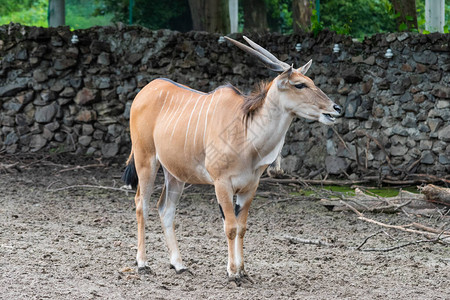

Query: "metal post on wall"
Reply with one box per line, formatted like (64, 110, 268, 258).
(229, 0, 238, 33)
(316, 0, 320, 22)
(129, 0, 134, 25)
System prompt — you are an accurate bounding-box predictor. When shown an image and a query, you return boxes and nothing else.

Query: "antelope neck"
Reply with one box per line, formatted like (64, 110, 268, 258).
(246, 87, 293, 168)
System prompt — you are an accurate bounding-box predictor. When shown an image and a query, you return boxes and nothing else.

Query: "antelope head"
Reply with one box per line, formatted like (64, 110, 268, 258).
(225, 36, 342, 125)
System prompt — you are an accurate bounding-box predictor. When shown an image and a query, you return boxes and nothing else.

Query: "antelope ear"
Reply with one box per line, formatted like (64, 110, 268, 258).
(298, 59, 312, 74)
(277, 66, 293, 89)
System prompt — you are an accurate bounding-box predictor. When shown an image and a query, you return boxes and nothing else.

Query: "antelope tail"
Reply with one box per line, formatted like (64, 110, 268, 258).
(122, 151, 138, 189)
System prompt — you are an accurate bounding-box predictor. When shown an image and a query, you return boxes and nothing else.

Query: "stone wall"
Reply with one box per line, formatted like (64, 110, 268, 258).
(1, 23, 449, 179)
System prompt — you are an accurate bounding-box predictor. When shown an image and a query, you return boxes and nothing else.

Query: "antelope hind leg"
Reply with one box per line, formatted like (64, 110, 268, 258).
(266, 153, 284, 178)
(134, 155, 159, 274)
(158, 168, 191, 274)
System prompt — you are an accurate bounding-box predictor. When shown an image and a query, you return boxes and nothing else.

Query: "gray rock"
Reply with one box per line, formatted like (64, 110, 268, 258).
(401, 113, 417, 128)
(45, 121, 60, 132)
(344, 91, 361, 118)
(4, 132, 19, 145)
(94, 77, 111, 89)
(78, 135, 92, 147)
(53, 57, 77, 70)
(0, 78, 29, 97)
(413, 50, 437, 65)
(437, 125, 450, 142)
(432, 85, 450, 98)
(391, 77, 410, 95)
(101, 142, 119, 158)
(419, 140, 432, 150)
(33, 69, 48, 82)
(437, 100, 450, 109)
(35, 104, 58, 123)
(325, 155, 348, 174)
(74, 88, 99, 105)
(29, 134, 47, 152)
(438, 154, 449, 165)
(82, 124, 94, 136)
(390, 145, 408, 156)
(60, 87, 76, 98)
(97, 52, 110, 65)
(397, 32, 409, 41)
(280, 155, 300, 174)
(420, 151, 435, 164)
(428, 119, 442, 132)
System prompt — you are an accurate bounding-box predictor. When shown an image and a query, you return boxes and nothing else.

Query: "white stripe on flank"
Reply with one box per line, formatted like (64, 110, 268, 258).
(171, 94, 192, 140)
(158, 91, 168, 115)
(202, 92, 215, 148)
(168, 95, 184, 124)
(161, 95, 175, 123)
(210, 88, 222, 124)
(165, 95, 185, 135)
(193, 95, 207, 149)
(184, 95, 202, 152)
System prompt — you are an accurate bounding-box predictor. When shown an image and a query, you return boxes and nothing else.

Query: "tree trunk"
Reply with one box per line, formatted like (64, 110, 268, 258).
(242, 0, 268, 33)
(391, 0, 418, 30)
(292, 0, 312, 32)
(188, 0, 230, 33)
(48, 0, 65, 27)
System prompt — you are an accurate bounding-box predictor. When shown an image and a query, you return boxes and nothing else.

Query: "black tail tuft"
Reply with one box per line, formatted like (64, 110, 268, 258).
(122, 154, 138, 189)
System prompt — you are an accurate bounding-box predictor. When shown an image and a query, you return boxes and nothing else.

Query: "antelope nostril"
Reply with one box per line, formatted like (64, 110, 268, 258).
(334, 104, 342, 114)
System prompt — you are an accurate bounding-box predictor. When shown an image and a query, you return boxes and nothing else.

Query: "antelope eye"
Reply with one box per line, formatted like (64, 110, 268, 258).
(294, 83, 306, 89)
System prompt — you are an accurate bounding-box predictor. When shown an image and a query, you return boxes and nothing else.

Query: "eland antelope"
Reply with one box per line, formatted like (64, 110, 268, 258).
(122, 36, 342, 284)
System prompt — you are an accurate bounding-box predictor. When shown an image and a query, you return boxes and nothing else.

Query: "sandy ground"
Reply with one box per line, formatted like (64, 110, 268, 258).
(1, 154, 449, 300)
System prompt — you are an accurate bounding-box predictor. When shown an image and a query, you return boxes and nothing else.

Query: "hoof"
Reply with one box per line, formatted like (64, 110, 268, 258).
(267, 167, 284, 178)
(137, 266, 154, 275)
(228, 272, 254, 287)
(170, 264, 194, 275)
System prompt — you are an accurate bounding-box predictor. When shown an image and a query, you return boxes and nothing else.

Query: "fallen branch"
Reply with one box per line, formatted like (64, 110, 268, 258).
(358, 237, 446, 252)
(58, 163, 106, 173)
(260, 177, 370, 186)
(47, 184, 136, 193)
(421, 184, 450, 206)
(341, 200, 450, 241)
(283, 235, 333, 247)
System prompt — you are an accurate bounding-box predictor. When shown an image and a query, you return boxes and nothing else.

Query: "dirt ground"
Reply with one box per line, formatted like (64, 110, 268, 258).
(1, 154, 449, 300)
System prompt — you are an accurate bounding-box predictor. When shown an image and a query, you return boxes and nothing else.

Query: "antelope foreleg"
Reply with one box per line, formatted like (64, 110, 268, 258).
(214, 182, 239, 279)
(234, 188, 256, 281)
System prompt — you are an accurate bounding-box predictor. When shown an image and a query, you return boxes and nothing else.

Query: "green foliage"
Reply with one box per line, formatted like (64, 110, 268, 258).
(0, 0, 48, 27)
(310, 8, 324, 36)
(0, 0, 113, 29)
(97, 0, 190, 31)
(67, 0, 113, 29)
(266, 0, 293, 33)
(320, 0, 397, 38)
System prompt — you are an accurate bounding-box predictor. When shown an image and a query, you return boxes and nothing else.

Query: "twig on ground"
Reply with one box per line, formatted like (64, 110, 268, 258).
(358, 232, 448, 252)
(283, 235, 333, 247)
(58, 163, 106, 173)
(341, 200, 450, 241)
(47, 183, 135, 193)
(260, 177, 370, 186)
(355, 231, 384, 250)
(256, 198, 292, 209)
